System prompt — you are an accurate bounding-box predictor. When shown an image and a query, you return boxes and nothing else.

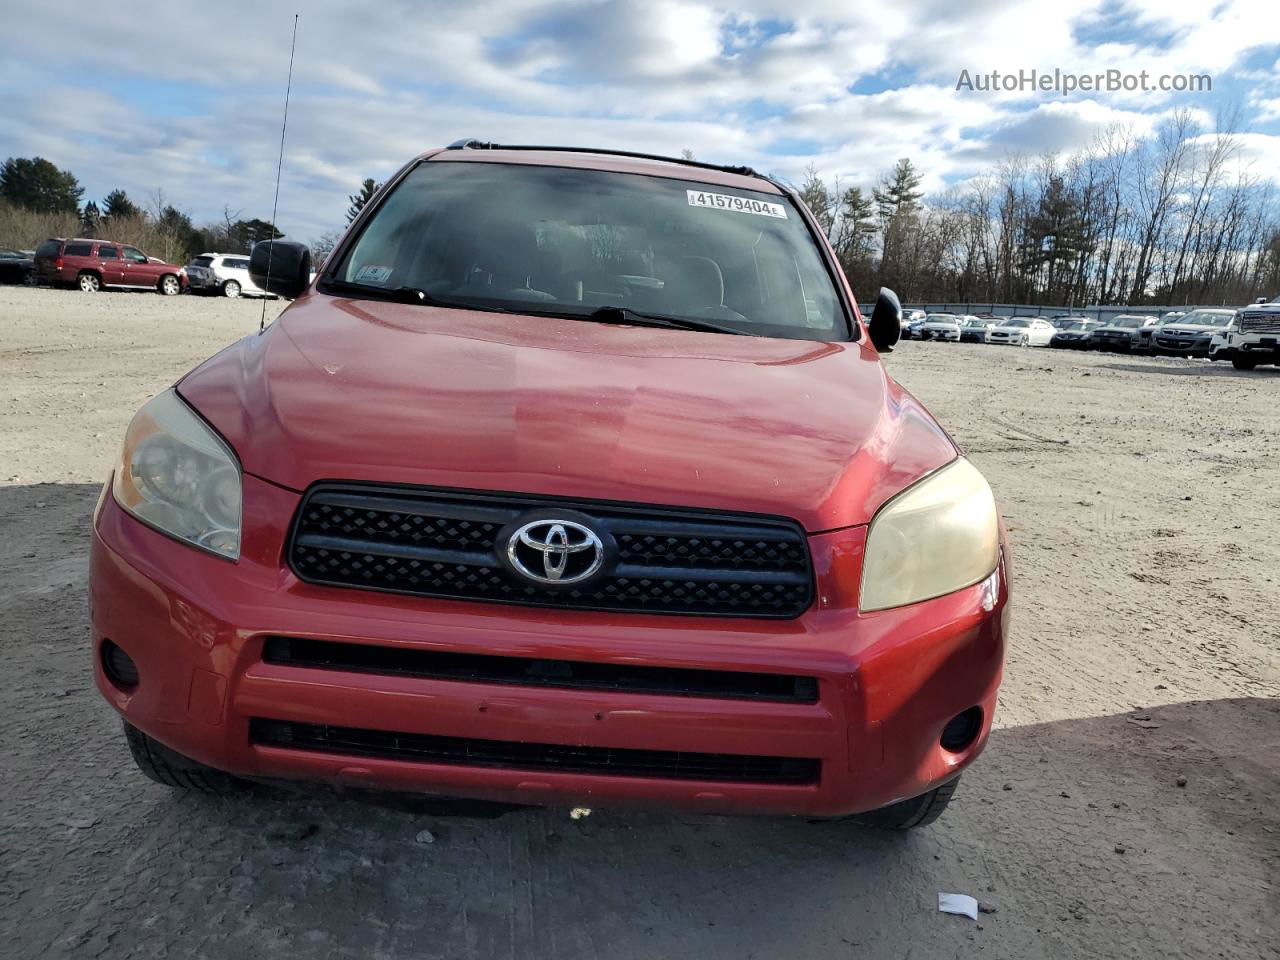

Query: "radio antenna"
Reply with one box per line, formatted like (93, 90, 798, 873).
(261, 13, 299, 333)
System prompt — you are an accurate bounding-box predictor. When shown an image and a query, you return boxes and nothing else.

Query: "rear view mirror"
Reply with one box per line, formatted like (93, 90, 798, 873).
(868, 288, 902, 353)
(250, 240, 311, 299)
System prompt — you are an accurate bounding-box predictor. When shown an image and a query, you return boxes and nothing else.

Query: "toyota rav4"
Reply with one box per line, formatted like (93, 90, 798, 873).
(90, 142, 1009, 828)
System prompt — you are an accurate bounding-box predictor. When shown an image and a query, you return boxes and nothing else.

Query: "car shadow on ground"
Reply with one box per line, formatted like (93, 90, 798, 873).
(1097, 360, 1279, 377)
(3, 480, 1278, 958)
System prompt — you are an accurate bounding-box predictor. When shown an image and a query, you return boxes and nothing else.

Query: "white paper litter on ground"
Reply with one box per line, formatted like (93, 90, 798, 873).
(938, 893, 979, 920)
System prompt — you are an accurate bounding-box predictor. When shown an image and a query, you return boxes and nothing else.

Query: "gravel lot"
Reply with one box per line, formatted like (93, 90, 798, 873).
(2, 284, 1277, 959)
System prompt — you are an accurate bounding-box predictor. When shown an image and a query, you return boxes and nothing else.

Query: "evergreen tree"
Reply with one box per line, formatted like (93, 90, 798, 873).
(346, 178, 381, 224)
(0, 156, 83, 213)
(102, 189, 140, 220)
(80, 200, 101, 236)
(798, 164, 835, 236)
(873, 158, 924, 221)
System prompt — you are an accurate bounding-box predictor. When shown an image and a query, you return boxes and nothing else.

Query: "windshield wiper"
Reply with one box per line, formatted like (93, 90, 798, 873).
(320, 279, 509, 313)
(571, 305, 751, 336)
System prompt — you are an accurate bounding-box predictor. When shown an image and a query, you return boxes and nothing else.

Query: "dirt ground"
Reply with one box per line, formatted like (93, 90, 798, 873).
(1, 284, 1277, 959)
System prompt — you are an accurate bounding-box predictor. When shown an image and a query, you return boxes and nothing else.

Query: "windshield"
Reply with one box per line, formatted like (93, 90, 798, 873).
(1065, 322, 1090, 331)
(961, 318, 987, 327)
(926, 314, 957, 323)
(1175, 310, 1233, 327)
(330, 160, 848, 341)
(1002, 319, 1031, 328)
(1111, 316, 1147, 329)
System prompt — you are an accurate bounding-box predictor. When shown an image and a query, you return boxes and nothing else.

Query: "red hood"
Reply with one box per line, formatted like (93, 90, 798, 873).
(177, 293, 957, 531)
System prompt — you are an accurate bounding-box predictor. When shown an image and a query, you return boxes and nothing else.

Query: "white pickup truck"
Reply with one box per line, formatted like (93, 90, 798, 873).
(1211, 297, 1280, 370)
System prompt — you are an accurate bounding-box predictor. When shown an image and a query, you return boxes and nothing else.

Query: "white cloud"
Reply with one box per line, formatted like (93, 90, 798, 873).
(1, 0, 1275, 241)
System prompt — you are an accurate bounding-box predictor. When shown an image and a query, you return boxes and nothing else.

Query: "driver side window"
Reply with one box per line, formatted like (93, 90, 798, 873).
(124, 247, 147, 263)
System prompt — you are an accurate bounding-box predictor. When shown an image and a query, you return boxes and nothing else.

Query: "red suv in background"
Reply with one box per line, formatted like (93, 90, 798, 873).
(33, 238, 186, 294)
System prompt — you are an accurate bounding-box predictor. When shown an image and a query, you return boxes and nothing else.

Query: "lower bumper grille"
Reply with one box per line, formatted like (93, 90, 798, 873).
(262, 636, 819, 703)
(250, 719, 821, 786)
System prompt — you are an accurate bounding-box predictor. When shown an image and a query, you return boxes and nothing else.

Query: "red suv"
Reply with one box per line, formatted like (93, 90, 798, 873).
(90, 143, 1009, 828)
(33, 237, 186, 294)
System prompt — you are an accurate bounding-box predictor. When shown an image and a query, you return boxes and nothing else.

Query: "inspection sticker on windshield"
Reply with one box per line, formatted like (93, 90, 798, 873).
(687, 190, 787, 219)
(353, 263, 393, 285)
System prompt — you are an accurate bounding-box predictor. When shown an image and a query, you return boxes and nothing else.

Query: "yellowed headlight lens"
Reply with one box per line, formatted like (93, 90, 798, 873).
(860, 457, 998, 612)
(112, 390, 241, 559)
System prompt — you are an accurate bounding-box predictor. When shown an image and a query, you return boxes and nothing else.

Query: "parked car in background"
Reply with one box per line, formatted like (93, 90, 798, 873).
(1049, 314, 1091, 329)
(1148, 308, 1236, 357)
(0, 247, 34, 284)
(1088, 315, 1155, 352)
(1159, 310, 1186, 324)
(33, 238, 187, 294)
(920, 313, 965, 341)
(985, 317, 1056, 346)
(1208, 315, 1238, 363)
(1049, 319, 1103, 349)
(1222, 296, 1280, 369)
(1132, 316, 1171, 353)
(907, 312, 946, 339)
(958, 317, 996, 343)
(185, 253, 270, 298)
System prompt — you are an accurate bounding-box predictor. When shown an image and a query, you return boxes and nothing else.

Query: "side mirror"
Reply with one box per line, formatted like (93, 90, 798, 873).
(867, 287, 902, 353)
(250, 239, 311, 299)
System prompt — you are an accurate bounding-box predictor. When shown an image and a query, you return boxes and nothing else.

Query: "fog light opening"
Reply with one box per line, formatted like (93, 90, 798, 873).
(940, 706, 983, 753)
(101, 639, 139, 690)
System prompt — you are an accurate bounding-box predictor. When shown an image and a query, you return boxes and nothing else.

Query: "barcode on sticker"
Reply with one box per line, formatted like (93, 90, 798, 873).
(687, 190, 787, 219)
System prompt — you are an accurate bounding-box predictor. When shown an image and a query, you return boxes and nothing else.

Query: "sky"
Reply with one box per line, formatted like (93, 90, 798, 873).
(1, 0, 1278, 244)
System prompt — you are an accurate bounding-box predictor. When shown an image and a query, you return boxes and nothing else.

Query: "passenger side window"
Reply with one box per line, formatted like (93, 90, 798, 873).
(97, 246, 119, 259)
(64, 242, 93, 257)
(123, 247, 147, 263)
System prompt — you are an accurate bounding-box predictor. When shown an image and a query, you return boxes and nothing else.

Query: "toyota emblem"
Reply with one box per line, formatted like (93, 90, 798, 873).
(506, 519, 604, 585)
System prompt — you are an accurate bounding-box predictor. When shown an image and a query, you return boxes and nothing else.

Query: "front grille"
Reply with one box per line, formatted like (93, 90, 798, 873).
(288, 485, 813, 618)
(250, 718, 821, 785)
(262, 636, 819, 702)
(1240, 312, 1280, 334)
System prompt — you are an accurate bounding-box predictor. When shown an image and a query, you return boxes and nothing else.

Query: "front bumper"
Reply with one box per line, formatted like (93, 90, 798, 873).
(1152, 335, 1212, 355)
(1090, 335, 1135, 351)
(90, 476, 1009, 817)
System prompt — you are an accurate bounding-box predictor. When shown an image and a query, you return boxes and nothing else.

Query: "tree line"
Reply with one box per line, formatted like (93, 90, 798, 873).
(799, 109, 1280, 307)
(0, 157, 280, 264)
(7, 113, 1278, 306)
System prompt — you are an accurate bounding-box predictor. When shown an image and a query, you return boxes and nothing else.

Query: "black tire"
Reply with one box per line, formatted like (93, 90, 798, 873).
(1232, 357, 1257, 370)
(123, 721, 245, 794)
(853, 777, 960, 830)
(222, 279, 242, 298)
(77, 271, 101, 293)
(158, 274, 181, 296)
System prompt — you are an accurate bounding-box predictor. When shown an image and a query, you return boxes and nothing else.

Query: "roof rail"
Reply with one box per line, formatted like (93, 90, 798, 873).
(443, 139, 766, 181)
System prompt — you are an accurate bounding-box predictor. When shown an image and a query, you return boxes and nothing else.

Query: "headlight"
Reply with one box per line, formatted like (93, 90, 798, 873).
(860, 458, 998, 612)
(111, 389, 241, 559)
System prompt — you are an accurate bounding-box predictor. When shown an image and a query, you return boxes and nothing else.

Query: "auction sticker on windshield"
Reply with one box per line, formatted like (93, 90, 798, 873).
(687, 190, 787, 219)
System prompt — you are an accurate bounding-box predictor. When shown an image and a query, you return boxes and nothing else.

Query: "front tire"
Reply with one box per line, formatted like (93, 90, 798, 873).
(77, 271, 101, 293)
(123, 721, 245, 794)
(1019, 335, 1030, 347)
(854, 777, 961, 830)
(222, 279, 242, 298)
(158, 274, 181, 296)
(1232, 357, 1257, 371)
